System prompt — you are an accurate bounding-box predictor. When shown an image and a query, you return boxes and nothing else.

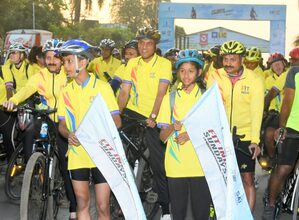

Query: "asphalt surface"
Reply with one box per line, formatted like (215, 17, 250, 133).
(0, 160, 296, 220)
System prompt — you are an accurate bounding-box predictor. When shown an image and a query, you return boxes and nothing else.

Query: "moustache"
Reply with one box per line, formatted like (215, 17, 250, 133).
(224, 66, 233, 69)
(47, 64, 57, 67)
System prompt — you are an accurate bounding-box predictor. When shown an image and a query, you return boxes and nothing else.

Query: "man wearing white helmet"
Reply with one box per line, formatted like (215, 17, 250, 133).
(2, 42, 36, 99)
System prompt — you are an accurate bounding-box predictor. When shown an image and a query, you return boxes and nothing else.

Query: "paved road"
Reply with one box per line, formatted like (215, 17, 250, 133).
(0, 161, 296, 220)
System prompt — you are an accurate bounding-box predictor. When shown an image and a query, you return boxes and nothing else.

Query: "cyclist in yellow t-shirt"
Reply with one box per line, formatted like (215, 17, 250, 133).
(263, 53, 289, 159)
(203, 45, 223, 82)
(110, 40, 139, 94)
(3, 39, 78, 219)
(2, 43, 36, 99)
(87, 38, 121, 82)
(158, 49, 212, 220)
(118, 26, 172, 219)
(244, 47, 265, 80)
(57, 39, 121, 220)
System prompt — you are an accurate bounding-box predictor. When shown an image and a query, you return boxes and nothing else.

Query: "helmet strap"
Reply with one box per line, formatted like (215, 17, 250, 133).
(74, 55, 85, 77)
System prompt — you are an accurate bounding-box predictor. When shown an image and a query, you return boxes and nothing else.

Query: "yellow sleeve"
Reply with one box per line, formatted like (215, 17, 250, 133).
(2, 64, 13, 87)
(113, 64, 125, 80)
(122, 59, 134, 83)
(157, 94, 171, 128)
(87, 58, 96, 73)
(100, 82, 119, 113)
(159, 58, 172, 83)
(250, 76, 264, 144)
(0, 78, 6, 104)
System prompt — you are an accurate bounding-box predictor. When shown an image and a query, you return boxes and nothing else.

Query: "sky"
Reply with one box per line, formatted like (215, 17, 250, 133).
(96, 0, 298, 54)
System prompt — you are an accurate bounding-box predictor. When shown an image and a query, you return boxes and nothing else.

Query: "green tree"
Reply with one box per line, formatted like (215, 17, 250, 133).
(70, 0, 104, 23)
(111, 0, 171, 32)
(110, 0, 144, 33)
(0, 0, 66, 42)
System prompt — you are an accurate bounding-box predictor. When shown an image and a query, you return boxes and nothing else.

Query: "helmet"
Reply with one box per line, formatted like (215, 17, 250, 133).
(175, 49, 205, 69)
(9, 42, 28, 52)
(99, 39, 116, 49)
(220, 40, 246, 56)
(136, 26, 161, 43)
(112, 48, 120, 56)
(245, 47, 262, 62)
(289, 47, 299, 59)
(43, 39, 64, 52)
(267, 52, 286, 65)
(124, 40, 138, 50)
(164, 48, 180, 58)
(209, 45, 221, 57)
(57, 39, 96, 60)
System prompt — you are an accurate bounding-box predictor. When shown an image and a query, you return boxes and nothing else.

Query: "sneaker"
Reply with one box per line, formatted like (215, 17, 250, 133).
(262, 206, 275, 220)
(160, 214, 171, 220)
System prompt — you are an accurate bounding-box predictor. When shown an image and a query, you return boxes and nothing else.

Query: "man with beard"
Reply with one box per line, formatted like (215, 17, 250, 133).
(207, 40, 264, 212)
(3, 39, 77, 220)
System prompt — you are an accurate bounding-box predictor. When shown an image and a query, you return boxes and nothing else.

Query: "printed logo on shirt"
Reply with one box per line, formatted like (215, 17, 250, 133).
(149, 72, 156, 78)
(241, 86, 250, 94)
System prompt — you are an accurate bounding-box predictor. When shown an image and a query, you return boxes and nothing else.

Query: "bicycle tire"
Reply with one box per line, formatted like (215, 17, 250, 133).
(20, 152, 48, 220)
(5, 143, 25, 200)
(48, 153, 63, 219)
(291, 169, 299, 220)
(136, 156, 159, 220)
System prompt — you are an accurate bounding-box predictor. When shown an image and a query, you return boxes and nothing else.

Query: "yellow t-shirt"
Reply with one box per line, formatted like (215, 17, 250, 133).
(269, 69, 288, 112)
(2, 60, 36, 93)
(122, 54, 172, 117)
(0, 76, 6, 105)
(87, 56, 121, 82)
(263, 69, 274, 80)
(10, 68, 67, 122)
(113, 64, 126, 81)
(157, 84, 204, 178)
(57, 74, 119, 170)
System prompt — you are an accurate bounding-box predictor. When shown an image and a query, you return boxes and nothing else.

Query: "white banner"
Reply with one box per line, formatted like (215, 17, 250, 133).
(183, 83, 253, 220)
(76, 94, 146, 220)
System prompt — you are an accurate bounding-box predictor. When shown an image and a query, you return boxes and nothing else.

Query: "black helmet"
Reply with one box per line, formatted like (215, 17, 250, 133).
(164, 48, 180, 58)
(136, 26, 161, 43)
(99, 39, 116, 49)
(124, 40, 138, 50)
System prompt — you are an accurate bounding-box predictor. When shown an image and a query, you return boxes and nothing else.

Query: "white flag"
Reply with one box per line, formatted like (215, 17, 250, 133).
(76, 94, 146, 220)
(183, 83, 253, 220)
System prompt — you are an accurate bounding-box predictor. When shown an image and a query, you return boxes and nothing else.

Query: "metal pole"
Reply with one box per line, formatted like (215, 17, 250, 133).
(32, 1, 35, 29)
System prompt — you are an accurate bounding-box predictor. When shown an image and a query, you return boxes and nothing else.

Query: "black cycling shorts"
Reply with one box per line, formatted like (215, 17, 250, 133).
(70, 167, 107, 184)
(277, 128, 299, 166)
(235, 141, 256, 173)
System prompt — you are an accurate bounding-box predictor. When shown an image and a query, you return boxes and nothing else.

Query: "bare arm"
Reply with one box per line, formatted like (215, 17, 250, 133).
(264, 87, 279, 112)
(112, 114, 122, 128)
(118, 83, 131, 113)
(58, 119, 80, 146)
(150, 82, 169, 117)
(160, 125, 174, 143)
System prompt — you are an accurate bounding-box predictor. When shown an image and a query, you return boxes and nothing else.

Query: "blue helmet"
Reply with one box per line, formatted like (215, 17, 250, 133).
(57, 39, 96, 60)
(175, 49, 205, 69)
(43, 39, 64, 52)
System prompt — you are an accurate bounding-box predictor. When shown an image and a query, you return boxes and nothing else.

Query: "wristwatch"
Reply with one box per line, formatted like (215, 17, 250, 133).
(150, 113, 157, 120)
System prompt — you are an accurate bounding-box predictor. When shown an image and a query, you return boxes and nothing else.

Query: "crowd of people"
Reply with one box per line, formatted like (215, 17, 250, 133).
(0, 25, 299, 220)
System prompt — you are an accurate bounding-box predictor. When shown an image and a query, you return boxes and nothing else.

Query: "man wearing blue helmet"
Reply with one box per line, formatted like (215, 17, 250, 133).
(158, 49, 212, 220)
(57, 39, 121, 220)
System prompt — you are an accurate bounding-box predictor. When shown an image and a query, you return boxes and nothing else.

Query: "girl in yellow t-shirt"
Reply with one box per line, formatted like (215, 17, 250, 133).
(158, 49, 212, 220)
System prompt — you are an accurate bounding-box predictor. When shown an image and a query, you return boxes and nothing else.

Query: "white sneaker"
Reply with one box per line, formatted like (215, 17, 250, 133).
(160, 214, 172, 220)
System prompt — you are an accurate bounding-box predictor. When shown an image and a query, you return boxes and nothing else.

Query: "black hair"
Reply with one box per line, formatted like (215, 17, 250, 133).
(28, 46, 44, 65)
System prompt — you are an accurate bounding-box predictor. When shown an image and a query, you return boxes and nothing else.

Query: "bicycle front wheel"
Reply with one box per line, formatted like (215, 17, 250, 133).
(20, 152, 48, 220)
(5, 143, 25, 200)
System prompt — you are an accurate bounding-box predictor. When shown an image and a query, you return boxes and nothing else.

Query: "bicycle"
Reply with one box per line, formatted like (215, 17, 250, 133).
(263, 130, 299, 220)
(19, 106, 64, 220)
(4, 104, 33, 200)
(109, 114, 159, 220)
